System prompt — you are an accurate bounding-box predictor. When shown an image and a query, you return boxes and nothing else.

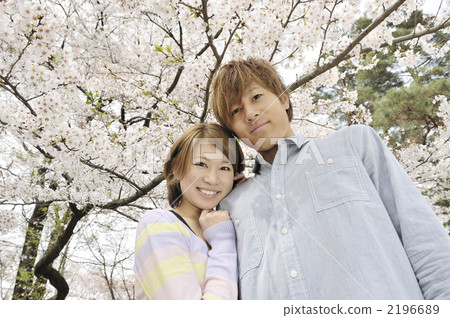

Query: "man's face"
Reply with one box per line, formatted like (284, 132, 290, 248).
(229, 83, 294, 162)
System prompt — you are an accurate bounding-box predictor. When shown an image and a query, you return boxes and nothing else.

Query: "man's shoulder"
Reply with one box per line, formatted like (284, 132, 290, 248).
(231, 176, 257, 195)
(220, 177, 257, 206)
(314, 124, 376, 145)
(327, 124, 374, 138)
(339, 124, 375, 135)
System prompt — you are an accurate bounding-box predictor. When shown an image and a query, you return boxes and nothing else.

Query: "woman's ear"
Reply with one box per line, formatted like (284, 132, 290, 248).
(172, 170, 182, 182)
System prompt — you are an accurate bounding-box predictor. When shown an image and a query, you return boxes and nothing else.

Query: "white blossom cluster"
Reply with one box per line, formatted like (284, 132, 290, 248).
(0, 0, 448, 299)
(396, 95, 450, 226)
(0, 209, 17, 234)
(0, 0, 447, 238)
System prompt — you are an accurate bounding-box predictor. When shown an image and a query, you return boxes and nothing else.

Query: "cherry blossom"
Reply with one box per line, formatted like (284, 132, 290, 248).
(1, 0, 448, 298)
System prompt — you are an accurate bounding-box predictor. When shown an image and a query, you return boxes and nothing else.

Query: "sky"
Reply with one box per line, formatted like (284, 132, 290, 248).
(423, 0, 447, 14)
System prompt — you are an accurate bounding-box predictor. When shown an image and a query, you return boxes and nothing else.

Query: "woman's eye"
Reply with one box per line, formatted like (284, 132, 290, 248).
(194, 162, 206, 167)
(220, 166, 231, 171)
(253, 94, 261, 100)
(231, 108, 240, 116)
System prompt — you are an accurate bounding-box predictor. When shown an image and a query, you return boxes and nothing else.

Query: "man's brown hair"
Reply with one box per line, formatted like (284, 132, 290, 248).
(163, 123, 245, 208)
(211, 58, 293, 134)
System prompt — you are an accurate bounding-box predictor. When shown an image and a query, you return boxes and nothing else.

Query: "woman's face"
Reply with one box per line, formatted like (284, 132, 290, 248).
(179, 143, 234, 211)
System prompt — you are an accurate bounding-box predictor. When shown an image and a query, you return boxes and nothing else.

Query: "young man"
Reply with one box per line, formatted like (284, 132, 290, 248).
(211, 58, 450, 299)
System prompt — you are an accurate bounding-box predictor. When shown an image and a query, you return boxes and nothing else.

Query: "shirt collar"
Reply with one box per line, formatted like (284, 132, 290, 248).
(252, 135, 308, 173)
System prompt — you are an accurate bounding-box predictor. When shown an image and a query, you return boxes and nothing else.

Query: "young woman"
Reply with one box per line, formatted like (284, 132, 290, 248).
(134, 123, 245, 299)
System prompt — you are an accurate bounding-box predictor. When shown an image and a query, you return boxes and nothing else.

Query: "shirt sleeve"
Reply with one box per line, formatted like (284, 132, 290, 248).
(134, 212, 237, 300)
(349, 124, 450, 299)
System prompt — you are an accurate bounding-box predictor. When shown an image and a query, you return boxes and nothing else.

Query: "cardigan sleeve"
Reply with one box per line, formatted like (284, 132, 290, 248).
(203, 220, 238, 299)
(134, 210, 237, 299)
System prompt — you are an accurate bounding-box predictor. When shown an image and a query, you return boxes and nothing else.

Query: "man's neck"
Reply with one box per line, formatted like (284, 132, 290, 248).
(259, 129, 296, 164)
(260, 145, 278, 165)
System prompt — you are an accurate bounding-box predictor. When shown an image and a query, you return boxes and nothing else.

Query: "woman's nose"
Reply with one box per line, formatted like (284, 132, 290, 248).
(204, 169, 218, 185)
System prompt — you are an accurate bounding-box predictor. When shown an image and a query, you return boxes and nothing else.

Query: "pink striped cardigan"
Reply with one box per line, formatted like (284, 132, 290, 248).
(134, 209, 238, 299)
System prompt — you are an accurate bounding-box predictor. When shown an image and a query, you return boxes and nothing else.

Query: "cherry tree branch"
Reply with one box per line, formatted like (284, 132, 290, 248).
(293, 117, 338, 130)
(317, 0, 340, 66)
(144, 22, 185, 127)
(413, 136, 450, 170)
(80, 158, 144, 192)
(100, 173, 165, 210)
(0, 75, 37, 116)
(201, 0, 221, 61)
(200, 10, 245, 121)
(195, 29, 223, 58)
(6, 16, 43, 79)
(359, 19, 450, 55)
(143, 12, 183, 50)
(270, 0, 304, 62)
(289, 0, 406, 91)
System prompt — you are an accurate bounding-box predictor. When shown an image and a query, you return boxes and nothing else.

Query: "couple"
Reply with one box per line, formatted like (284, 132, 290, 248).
(134, 58, 450, 300)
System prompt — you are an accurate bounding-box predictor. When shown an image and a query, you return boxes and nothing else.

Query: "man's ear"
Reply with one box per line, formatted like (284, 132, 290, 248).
(281, 92, 290, 110)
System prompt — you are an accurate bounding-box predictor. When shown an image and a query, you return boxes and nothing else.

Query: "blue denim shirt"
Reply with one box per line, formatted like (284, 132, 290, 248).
(219, 125, 450, 299)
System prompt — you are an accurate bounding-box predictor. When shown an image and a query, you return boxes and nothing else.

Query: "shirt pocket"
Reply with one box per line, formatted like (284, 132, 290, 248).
(234, 208, 263, 280)
(306, 156, 369, 212)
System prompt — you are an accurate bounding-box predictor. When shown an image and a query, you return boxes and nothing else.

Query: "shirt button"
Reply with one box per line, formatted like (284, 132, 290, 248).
(290, 269, 298, 278)
(275, 193, 282, 199)
(234, 219, 240, 226)
(327, 158, 334, 164)
(281, 227, 288, 234)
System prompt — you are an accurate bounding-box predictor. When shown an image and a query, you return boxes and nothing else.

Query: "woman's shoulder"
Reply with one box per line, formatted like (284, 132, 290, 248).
(137, 209, 191, 236)
(139, 209, 177, 223)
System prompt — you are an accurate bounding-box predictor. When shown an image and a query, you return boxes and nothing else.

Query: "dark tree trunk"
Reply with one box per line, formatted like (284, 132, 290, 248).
(12, 202, 50, 300)
(34, 203, 91, 299)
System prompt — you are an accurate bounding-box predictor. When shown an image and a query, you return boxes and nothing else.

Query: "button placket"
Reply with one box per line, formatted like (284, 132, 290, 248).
(271, 148, 307, 297)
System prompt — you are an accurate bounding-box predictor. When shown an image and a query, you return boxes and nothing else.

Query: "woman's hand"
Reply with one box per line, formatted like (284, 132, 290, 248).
(199, 209, 230, 231)
(233, 173, 248, 187)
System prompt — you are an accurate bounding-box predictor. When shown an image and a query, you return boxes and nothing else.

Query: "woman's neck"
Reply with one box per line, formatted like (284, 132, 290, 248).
(174, 200, 201, 220)
(173, 203, 205, 242)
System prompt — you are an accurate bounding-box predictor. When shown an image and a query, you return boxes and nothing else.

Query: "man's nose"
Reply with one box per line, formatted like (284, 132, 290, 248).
(245, 106, 260, 122)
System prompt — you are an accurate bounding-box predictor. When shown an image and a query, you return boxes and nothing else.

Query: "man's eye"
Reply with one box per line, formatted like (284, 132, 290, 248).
(231, 108, 240, 116)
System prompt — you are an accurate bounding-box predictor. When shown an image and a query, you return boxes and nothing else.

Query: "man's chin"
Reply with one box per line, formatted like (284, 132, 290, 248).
(241, 137, 278, 150)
